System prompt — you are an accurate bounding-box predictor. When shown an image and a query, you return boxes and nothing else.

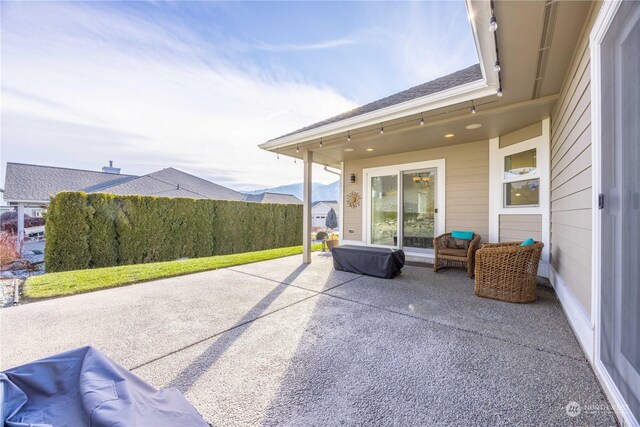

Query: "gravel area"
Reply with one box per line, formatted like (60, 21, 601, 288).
(1, 278, 20, 307)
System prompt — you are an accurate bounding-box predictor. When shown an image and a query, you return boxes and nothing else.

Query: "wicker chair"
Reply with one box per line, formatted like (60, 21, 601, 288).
(433, 233, 481, 277)
(474, 241, 544, 303)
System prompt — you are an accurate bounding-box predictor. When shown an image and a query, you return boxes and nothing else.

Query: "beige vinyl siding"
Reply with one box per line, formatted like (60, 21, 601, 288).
(550, 2, 601, 314)
(342, 140, 489, 243)
(499, 122, 543, 148)
(499, 214, 542, 242)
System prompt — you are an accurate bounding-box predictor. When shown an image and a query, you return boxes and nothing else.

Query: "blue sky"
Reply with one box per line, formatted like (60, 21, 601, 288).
(0, 1, 478, 190)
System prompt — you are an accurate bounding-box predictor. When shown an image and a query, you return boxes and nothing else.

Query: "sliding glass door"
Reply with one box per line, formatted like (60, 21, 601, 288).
(402, 169, 437, 252)
(366, 161, 444, 253)
(599, 1, 640, 421)
(370, 175, 398, 246)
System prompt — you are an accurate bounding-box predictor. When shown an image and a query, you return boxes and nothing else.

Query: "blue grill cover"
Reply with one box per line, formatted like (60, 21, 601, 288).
(1, 346, 208, 427)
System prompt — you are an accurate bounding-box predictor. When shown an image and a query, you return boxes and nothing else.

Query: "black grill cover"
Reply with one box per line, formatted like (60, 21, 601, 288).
(332, 245, 405, 278)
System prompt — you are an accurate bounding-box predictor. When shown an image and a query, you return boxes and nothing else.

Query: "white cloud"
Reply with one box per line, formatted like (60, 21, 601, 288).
(0, 2, 356, 190)
(252, 38, 356, 52)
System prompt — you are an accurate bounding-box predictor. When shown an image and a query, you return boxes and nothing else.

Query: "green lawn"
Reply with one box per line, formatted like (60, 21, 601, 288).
(24, 244, 322, 300)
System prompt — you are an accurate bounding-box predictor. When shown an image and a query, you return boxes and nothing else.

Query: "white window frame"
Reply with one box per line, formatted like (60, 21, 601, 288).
(489, 118, 550, 276)
(362, 159, 446, 258)
(502, 147, 541, 208)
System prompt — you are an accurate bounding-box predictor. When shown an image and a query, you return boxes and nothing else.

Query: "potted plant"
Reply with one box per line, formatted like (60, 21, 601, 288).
(326, 233, 339, 252)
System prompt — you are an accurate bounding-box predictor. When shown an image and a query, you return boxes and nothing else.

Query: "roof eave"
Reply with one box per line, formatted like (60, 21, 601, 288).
(4, 198, 50, 204)
(259, 79, 496, 152)
(465, 0, 499, 89)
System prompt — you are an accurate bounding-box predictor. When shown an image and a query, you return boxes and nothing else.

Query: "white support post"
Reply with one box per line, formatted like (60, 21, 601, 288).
(16, 203, 25, 251)
(488, 137, 500, 243)
(302, 150, 313, 263)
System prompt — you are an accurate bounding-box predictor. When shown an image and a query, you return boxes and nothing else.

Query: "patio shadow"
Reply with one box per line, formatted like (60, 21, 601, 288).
(167, 263, 309, 392)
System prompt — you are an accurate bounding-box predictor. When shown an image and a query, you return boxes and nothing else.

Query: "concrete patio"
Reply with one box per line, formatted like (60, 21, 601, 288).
(0, 253, 617, 426)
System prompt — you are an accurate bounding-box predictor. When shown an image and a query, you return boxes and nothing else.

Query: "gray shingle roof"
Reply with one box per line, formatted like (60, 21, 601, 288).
(97, 175, 206, 199)
(312, 201, 339, 212)
(146, 168, 245, 201)
(273, 64, 482, 140)
(3, 163, 136, 202)
(3, 163, 244, 203)
(244, 192, 302, 204)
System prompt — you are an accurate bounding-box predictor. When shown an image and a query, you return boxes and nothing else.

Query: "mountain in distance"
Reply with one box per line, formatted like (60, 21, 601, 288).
(244, 180, 339, 202)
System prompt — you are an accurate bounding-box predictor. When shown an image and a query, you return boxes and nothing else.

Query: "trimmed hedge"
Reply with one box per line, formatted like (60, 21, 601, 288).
(45, 192, 91, 272)
(45, 192, 303, 272)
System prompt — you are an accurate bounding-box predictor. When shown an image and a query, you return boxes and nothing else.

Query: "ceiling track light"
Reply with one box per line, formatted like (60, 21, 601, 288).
(319, 138, 323, 148)
(380, 123, 384, 134)
(494, 60, 501, 72)
(470, 100, 476, 114)
(296, 144, 299, 153)
(489, 15, 498, 32)
(497, 87, 503, 97)
(420, 113, 425, 126)
(347, 131, 351, 142)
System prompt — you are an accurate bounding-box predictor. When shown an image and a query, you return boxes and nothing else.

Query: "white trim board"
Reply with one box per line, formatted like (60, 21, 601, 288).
(595, 359, 640, 427)
(405, 252, 435, 263)
(549, 267, 594, 362)
(5, 200, 50, 205)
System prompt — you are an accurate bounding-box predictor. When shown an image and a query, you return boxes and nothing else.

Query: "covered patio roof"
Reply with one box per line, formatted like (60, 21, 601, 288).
(259, 0, 592, 168)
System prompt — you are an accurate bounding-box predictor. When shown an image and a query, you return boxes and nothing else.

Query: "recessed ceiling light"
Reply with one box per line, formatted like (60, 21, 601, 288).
(344, 148, 355, 152)
(465, 123, 482, 130)
(444, 133, 455, 138)
(366, 148, 374, 152)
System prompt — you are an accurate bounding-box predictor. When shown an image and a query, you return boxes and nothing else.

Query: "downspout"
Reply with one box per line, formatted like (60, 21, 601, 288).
(323, 165, 341, 176)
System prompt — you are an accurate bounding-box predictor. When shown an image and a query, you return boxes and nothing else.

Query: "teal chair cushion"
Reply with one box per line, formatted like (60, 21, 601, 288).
(451, 230, 474, 240)
(520, 238, 535, 246)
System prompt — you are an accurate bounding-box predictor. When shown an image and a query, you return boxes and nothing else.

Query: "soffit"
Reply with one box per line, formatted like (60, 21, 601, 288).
(279, 94, 558, 167)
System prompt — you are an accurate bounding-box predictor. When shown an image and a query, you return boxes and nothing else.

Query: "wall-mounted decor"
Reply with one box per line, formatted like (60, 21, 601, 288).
(346, 191, 361, 209)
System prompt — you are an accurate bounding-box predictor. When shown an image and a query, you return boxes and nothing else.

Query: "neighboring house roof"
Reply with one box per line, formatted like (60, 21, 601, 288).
(3, 163, 243, 203)
(98, 175, 209, 199)
(3, 163, 136, 202)
(244, 192, 302, 204)
(312, 201, 339, 213)
(272, 64, 482, 140)
(146, 168, 245, 201)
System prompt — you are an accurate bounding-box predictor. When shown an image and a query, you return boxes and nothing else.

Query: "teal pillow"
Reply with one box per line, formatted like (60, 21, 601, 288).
(451, 230, 474, 240)
(520, 238, 535, 246)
